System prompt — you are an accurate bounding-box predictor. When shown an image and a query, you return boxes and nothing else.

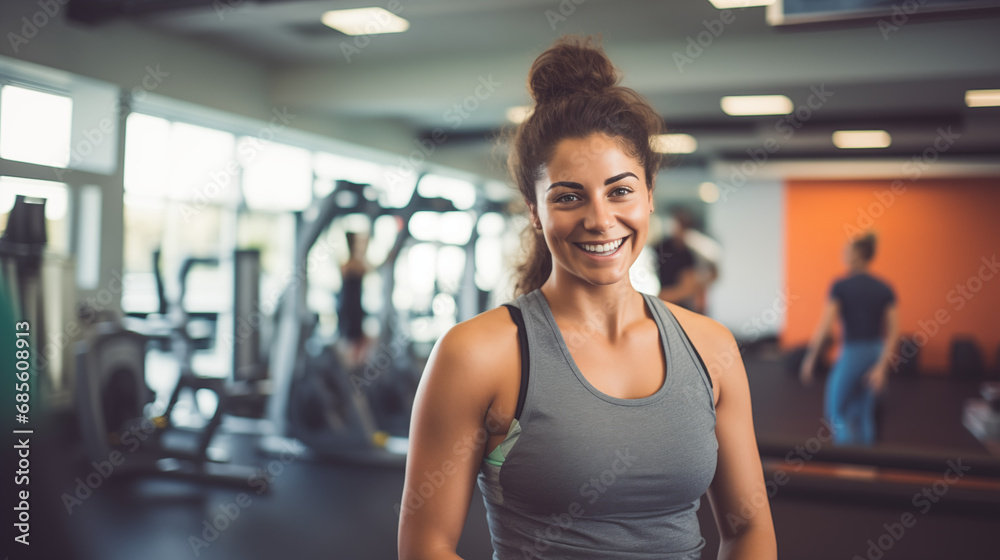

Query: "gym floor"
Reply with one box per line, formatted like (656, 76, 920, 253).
(32, 355, 1000, 560)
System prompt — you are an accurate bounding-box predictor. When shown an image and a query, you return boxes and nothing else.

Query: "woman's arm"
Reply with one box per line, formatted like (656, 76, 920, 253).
(866, 303, 898, 392)
(398, 311, 513, 560)
(800, 300, 838, 386)
(705, 322, 778, 560)
(670, 306, 777, 560)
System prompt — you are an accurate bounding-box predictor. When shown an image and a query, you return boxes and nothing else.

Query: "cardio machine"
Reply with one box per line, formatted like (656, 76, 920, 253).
(264, 178, 481, 465)
(74, 249, 269, 487)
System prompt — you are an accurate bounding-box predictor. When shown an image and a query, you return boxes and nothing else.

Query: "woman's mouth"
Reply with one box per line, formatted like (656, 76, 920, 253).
(573, 235, 629, 257)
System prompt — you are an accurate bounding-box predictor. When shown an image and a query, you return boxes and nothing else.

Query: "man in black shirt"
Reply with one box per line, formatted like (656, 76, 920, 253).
(655, 209, 700, 311)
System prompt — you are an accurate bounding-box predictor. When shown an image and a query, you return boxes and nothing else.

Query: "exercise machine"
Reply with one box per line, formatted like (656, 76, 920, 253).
(0, 196, 48, 403)
(74, 250, 269, 487)
(264, 178, 473, 464)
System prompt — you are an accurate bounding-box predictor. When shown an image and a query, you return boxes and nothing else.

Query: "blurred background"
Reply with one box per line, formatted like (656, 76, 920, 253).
(1, 0, 999, 558)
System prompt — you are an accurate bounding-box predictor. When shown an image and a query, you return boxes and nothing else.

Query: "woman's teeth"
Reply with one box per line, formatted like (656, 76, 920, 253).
(578, 237, 625, 255)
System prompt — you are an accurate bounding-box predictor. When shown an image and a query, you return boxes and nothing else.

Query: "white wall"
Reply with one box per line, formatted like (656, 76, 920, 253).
(706, 179, 787, 341)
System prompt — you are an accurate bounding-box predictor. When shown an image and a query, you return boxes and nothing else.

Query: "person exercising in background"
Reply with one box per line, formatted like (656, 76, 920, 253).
(682, 220, 722, 315)
(656, 208, 707, 312)
(800, 232, 898, 446)
(338, 231, 371, 366)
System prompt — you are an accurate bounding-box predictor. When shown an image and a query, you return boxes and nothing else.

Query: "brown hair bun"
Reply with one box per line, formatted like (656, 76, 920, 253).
(527, 36, 620, 105)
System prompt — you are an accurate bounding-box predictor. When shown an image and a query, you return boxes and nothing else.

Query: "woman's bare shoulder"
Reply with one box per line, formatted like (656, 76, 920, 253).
(440, 305, 519, 354)
(422, 306, 520, 397)
(661, 300, 732, 341)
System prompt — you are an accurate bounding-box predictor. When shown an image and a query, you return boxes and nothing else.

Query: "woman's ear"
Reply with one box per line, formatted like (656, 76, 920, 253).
(527, 202, 542, 230)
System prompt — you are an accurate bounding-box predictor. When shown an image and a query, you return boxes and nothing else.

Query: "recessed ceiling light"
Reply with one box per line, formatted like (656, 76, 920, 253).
(699, 182, 720, 204)
(506, 105, 532, 124)
(321, 8, 410, 36)
(652, 133, 697, 154)
(832, 130, 891, 149)
(720, 95, 793, 116)
(965, 89, 1000, 108)
(708, 0, 775, 8)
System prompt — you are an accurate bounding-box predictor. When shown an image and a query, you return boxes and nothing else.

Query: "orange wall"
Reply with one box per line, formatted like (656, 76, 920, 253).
(783, 178, 1000, 373)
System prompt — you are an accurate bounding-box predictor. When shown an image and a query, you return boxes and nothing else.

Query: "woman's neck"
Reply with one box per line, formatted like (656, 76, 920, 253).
(539, 273, 646, 342)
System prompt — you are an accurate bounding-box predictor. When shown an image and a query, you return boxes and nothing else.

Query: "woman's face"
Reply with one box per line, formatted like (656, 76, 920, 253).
(531, 133, 652, 288)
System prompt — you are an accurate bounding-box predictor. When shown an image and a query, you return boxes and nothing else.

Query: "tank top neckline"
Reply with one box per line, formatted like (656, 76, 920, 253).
(529, 289, 675, 406)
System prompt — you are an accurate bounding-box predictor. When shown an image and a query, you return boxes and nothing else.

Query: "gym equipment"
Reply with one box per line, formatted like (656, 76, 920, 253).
(358, 194, 508, 436)
(230, 249, 271, 416)
(0, 194, 77, 411)
(0, 195, 46, 329)
(951, 336, 986, 379)
(963, 381, 1000, 455)
(365, 192, 508, 434)
(265, 178, 472, 464)
(0, 195, 48, 396)
(74, 318, 261, 487)
(457, 197, 508, 321)
(139, 248, 270, 417)
(233, 249, 266, 381)
(894, 335, 920, 378)
(74, 249, 269, 487)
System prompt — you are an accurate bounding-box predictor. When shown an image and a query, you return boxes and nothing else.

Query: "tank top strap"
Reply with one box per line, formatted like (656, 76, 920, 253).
(641, 293, 716, 413)
(506, 289, 556, 424)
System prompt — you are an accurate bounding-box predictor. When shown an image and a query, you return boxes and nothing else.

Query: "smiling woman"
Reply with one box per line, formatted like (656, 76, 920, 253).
(507, 37, 664, 296)
(398, 36, 777, 560)
(531, 136, 651, 291)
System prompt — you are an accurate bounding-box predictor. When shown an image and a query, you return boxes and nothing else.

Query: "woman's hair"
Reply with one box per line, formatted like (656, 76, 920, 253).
(507, 36, 665, 297)
(852, 232, 877, 263)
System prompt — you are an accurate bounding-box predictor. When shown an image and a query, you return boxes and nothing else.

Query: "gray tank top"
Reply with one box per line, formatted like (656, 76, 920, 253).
(477, 288, 718, 560)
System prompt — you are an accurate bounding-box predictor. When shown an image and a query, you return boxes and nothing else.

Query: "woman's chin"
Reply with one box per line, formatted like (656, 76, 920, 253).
(573, 267, 633, 287)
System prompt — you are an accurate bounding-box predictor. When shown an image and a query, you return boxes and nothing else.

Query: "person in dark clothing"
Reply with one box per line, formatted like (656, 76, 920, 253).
(800, 232, 898, 445)
(655, 209, 700, 312)
(338, 231, 371, 365)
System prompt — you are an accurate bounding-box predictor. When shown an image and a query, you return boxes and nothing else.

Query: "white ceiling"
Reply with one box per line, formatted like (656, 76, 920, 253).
(81, 0, 1000, 170)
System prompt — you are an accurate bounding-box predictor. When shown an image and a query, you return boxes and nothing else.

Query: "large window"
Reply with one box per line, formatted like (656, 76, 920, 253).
(0, 85, 72, 168)
(123, 114, 236, 315)
(0, 84, 75, 255)
(313, 150, 417, 208)
(240, 139, 312, 211)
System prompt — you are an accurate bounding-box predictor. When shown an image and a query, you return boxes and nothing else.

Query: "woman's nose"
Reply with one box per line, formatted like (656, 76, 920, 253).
(583, 199, 614, 233)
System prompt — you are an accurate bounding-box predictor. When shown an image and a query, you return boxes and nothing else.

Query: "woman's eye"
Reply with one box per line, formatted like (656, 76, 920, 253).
(611, 186, 632, 197)
(555, 193, 581, 203)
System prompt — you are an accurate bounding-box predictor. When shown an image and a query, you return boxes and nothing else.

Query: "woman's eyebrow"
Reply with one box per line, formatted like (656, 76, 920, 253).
(547, 171, 638, 191)
(547, 181, 583, 191)
(604, 172, 638, 185)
